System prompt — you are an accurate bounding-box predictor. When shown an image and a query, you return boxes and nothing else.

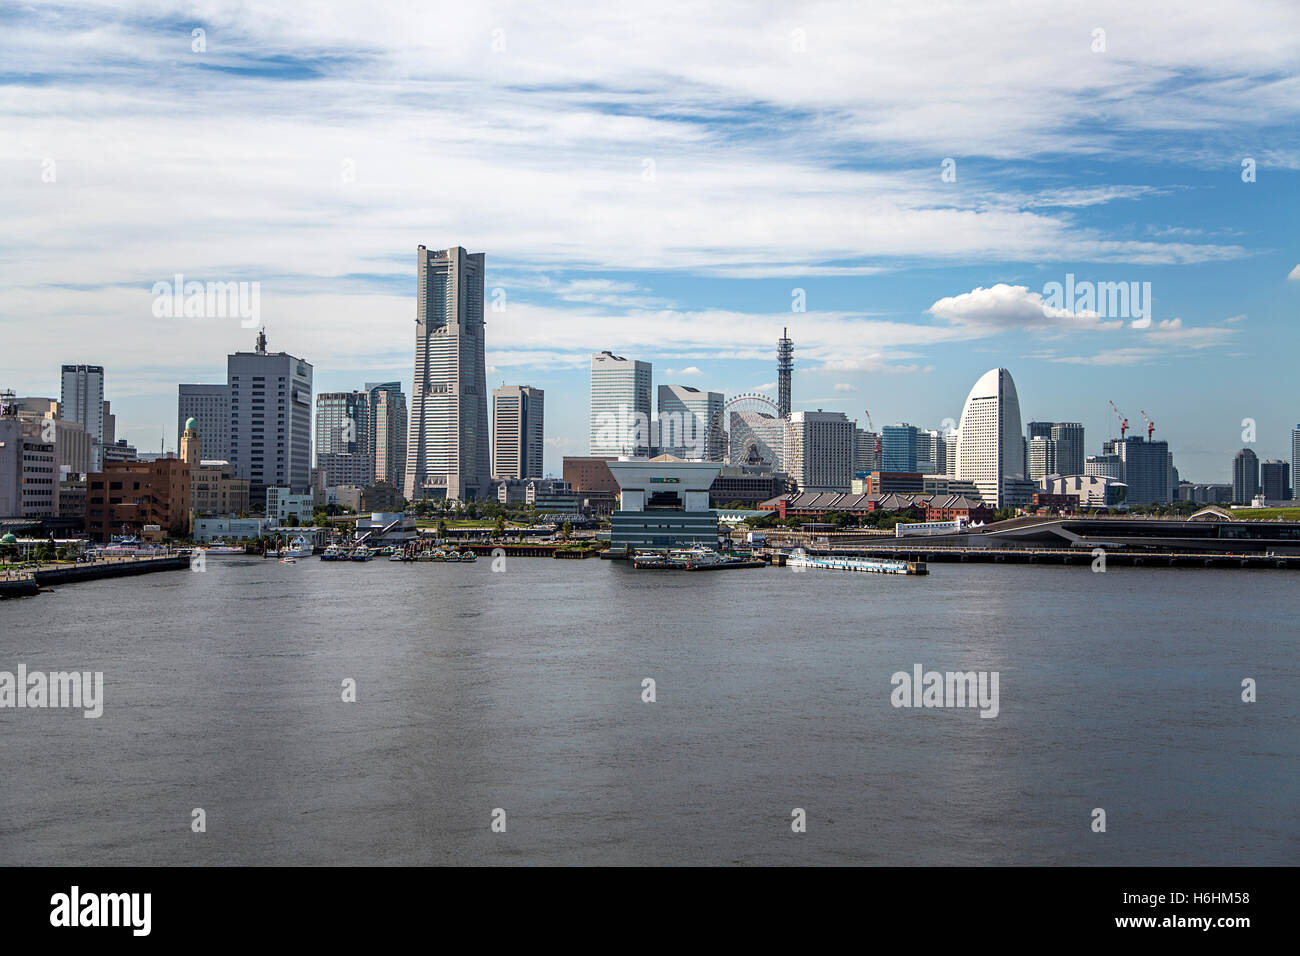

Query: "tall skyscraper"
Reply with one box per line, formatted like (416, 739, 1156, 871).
(1051, 422, 1086, 476)
(60, 364, 105, 470)
(777, 328, 793, 419)
(589, 351, 652, 457)
(1114, 436, 1172, 506)
(492, 385, 544, 479)
(1232, 447, 1260, 503)
(1260, 459, 1290, 501)
(366, 382, 407, 490)
(657, 385, 723, 460)
(405, 245, 491, 501)
(315, 391, 369, 457)
(881, 423, 919, 472)
(227, 329, 313, 501)
(1291, 427, 1300, 501)
(316, 390, 372, 488)
(178, 384, 231, 463)
(955, 367, 1028, 507)
(785, 410, 854, 492)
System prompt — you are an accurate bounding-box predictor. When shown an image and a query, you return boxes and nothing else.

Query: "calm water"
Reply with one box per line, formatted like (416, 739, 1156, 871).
(1, 556, 1296, 866)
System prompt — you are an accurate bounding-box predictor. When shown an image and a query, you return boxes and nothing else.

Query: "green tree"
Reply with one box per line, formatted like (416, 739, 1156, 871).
(560, 521, 573, 541)
(492, 516, 506, 539)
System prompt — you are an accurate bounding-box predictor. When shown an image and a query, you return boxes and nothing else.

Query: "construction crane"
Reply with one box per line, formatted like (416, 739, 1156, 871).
(1140, 410, 1155, 440)
(1108, 400, 1128, 439)
(864, 410, 881, 455)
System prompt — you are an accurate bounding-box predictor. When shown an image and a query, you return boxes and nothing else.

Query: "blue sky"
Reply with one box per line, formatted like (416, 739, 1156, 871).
(2, 1, 1298, 481)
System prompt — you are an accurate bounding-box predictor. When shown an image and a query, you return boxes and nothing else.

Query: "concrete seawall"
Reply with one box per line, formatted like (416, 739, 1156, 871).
(0, 555, 190, 600)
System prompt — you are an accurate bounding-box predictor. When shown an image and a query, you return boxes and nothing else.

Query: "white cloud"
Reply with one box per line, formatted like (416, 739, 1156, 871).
(1288, 264, 1300, 280)
(832, 383, 858, 392)
(927, 283, 1120, 332)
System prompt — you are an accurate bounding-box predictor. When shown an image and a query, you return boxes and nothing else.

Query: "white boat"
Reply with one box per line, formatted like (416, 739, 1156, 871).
(285, 535, 314, 558)
(667, 546, 723, 566)
(320, 544, 345, 561)
(203, 544, 245, 555)
(350, 545, 373, 562)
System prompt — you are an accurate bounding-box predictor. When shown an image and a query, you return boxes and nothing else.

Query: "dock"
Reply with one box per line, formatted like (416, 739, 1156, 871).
(781, 553, 928, 575)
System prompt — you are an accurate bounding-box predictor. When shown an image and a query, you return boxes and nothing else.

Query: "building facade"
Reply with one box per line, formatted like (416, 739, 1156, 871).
(785, 411, 855, 492)
(1232, 447, 1260, 503)
(226, 330, 313, 502)
(589, 351, 652, 457)
(366, 381, 407, 492)
(60, 364, 105, 470)
(657, 385, 723, 461)
(178, 384, 231, 463)
(606, 459, 721, 555)
(1261, 459, 1291, 502)
(84, 459, 190, 541)
(492, 385, 545, 479)
(405, 245, 491, 501)
(954, 368, 1027, 508)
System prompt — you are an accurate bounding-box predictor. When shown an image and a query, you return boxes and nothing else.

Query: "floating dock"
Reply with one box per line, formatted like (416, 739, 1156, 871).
(783, 554, 927, 575)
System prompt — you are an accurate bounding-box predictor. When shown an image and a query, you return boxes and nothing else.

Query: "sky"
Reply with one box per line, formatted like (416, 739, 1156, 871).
(2, 0, 1298, 482)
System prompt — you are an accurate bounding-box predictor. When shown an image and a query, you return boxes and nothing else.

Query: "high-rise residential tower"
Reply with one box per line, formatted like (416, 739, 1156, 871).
(589, 351, 652, 457)
(657, 385, 723, 460)
(1291, 427, 1300, 501)
(492, 385, 545, 479)
(405, 245, 491, 501)
(1232, 447, 1260, 503)
(1260, 459, 1290, 501)
(1050, 422, 1085, 476)
(785, 410, 854, 492)
(955, 367, 1029, 507)
(366, 381, 407, 491)
(60, 364, 105, 470)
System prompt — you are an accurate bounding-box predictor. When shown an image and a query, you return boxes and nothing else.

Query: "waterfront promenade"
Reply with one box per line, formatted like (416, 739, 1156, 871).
(0, 553, 189, 599)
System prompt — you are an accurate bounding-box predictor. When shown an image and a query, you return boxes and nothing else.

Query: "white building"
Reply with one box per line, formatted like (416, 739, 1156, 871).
(492, 385, 544, 479)
(955, 367, 1029, 508)
(405, 245, 492, 501)
(589, 351, 652, 457)
(785, 410, 854, 492)
(227, 330, 314, 499)
(657, 384, 723, 460)
(266, 487, 314, 523)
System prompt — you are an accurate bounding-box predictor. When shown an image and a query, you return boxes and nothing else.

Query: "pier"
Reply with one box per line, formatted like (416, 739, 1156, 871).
(0, 555, 190, 599)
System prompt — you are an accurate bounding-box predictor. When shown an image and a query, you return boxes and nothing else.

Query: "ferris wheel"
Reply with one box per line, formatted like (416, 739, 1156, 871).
(706, 393, 782, 466)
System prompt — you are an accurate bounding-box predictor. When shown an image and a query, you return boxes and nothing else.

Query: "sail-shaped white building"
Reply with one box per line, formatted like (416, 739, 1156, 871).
(955, 367, 1031, 508)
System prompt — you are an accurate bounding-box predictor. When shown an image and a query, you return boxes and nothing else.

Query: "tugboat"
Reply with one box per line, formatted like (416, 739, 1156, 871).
(350, 545, 373, 562)
(320, 543, 345, 561)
